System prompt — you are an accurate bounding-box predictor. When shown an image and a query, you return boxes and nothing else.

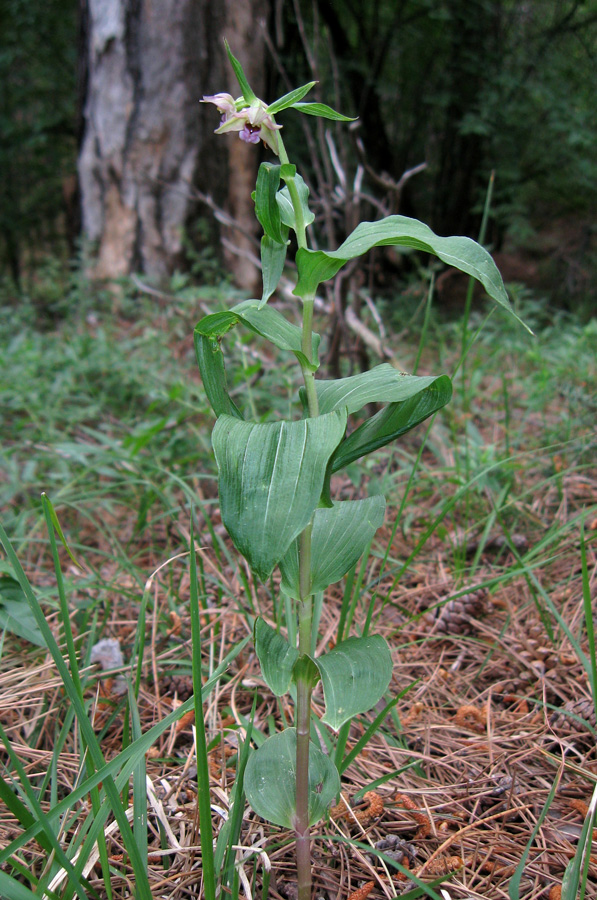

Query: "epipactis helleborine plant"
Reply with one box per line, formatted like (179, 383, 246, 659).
(196, 41, 528, 900)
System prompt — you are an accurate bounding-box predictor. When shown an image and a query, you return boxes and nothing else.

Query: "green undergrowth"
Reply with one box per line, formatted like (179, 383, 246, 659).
(1, 285, 277, 535)
(1, 284, 595, 582)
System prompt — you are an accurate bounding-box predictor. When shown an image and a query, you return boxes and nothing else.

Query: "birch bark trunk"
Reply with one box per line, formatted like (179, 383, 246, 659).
(78, 0, 228, 281)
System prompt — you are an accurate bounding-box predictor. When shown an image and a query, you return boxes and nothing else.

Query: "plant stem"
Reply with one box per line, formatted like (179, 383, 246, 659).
(278, 130, 319, 900)
(295, 370, 316, 900)
(301, 297, 319, 419)
(299, 525, 313, 610)
(295, 589, 313, 900)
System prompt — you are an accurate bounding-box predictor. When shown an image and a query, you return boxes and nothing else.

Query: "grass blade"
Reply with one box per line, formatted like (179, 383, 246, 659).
(561, 783, 597, 900)
(0, 725, 91, 900)
(580, 523, 597, 724)
(0, 635, 251, 866)
(42, 495, 113, 898)
(0, 871, 46, 900)
(0, 516, 153, 900)
(127, 682, 148, 880)
(508, 763, 562, 899)
(219, 694, 257, 887)
(190, 519, 217, 900)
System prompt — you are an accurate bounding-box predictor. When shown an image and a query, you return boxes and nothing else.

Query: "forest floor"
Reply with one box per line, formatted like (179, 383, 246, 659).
(0, 288, 596, 899)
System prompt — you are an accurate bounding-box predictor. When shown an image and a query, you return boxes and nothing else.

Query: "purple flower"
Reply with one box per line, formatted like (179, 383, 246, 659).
(239, 123, 261, 144)
(202, 94, 282, 156)
(202, 93, 238, 117)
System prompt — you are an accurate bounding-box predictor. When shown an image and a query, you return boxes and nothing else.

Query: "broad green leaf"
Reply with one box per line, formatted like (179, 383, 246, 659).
(254, 618, 298, 696)
(232, 300, 320, 368)
(294, 215, 527, 328)
(212, 409, 347, 581)
(0, 575, 45, 646)
(244, 728, 340, 828)
(329, 375, 453, 475)
(255, 163, 285, 244)
(293, 101, 356, 122)
(194, 324, 243, 419)
(260, 234, 288, 306)
(195, 302, 320, 416)
(279, 497, 385, 600)
(316, 634, 393, 731)
(225, 40, 256, 103)
(309, 364, 448, 415)
(267, 82, 316, 115)
(277, 174, 315, 230)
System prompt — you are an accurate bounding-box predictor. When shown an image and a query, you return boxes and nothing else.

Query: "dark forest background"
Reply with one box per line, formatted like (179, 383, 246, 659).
(1, 0, 596, 315)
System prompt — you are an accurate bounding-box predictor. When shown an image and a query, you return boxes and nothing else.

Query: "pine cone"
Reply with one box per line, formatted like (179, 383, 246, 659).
(499, 669, 536, 697)
(162, 674, 194, 701)
(516, 635, 560, 678)
(500, 623, 580, 699)
(433, 588, 489, 635)
(550, 698, 597, 741)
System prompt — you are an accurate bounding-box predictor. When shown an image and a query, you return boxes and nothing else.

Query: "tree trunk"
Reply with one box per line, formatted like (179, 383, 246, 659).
(78, 0, 228, 282)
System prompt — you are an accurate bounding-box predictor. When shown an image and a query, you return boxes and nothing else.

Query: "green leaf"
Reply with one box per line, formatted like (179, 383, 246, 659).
(293, 101, 356, 122)
(0, 575, 45, 646)
(329, 375, 452, 474)
(232, 300, 320, 369)
(267, 82, 317, 115)
(277, 174, 315, 230)
(294, 215, 528, 329)
(254, 618, 298, 696)
(244, 728, 340, 828)
(302, 367, 452, 497)
(255, 163, 285, 244)
(224, 40, 256, 103)
(279, 497, 385, 600)
(316, 634, 393, 731)
(212, 410, 347, 581)
(195, 302, 320, 416)
(260, 235, 288, 306)
(311, 364, 448, 415)
(194, 322, 243, 420)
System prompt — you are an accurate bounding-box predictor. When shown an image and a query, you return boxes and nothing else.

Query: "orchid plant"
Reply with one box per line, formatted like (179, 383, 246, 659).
(197, 44, 525, 899)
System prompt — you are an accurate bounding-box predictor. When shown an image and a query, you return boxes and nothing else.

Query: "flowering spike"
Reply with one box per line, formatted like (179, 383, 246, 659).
(202, 95, 282, 156)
